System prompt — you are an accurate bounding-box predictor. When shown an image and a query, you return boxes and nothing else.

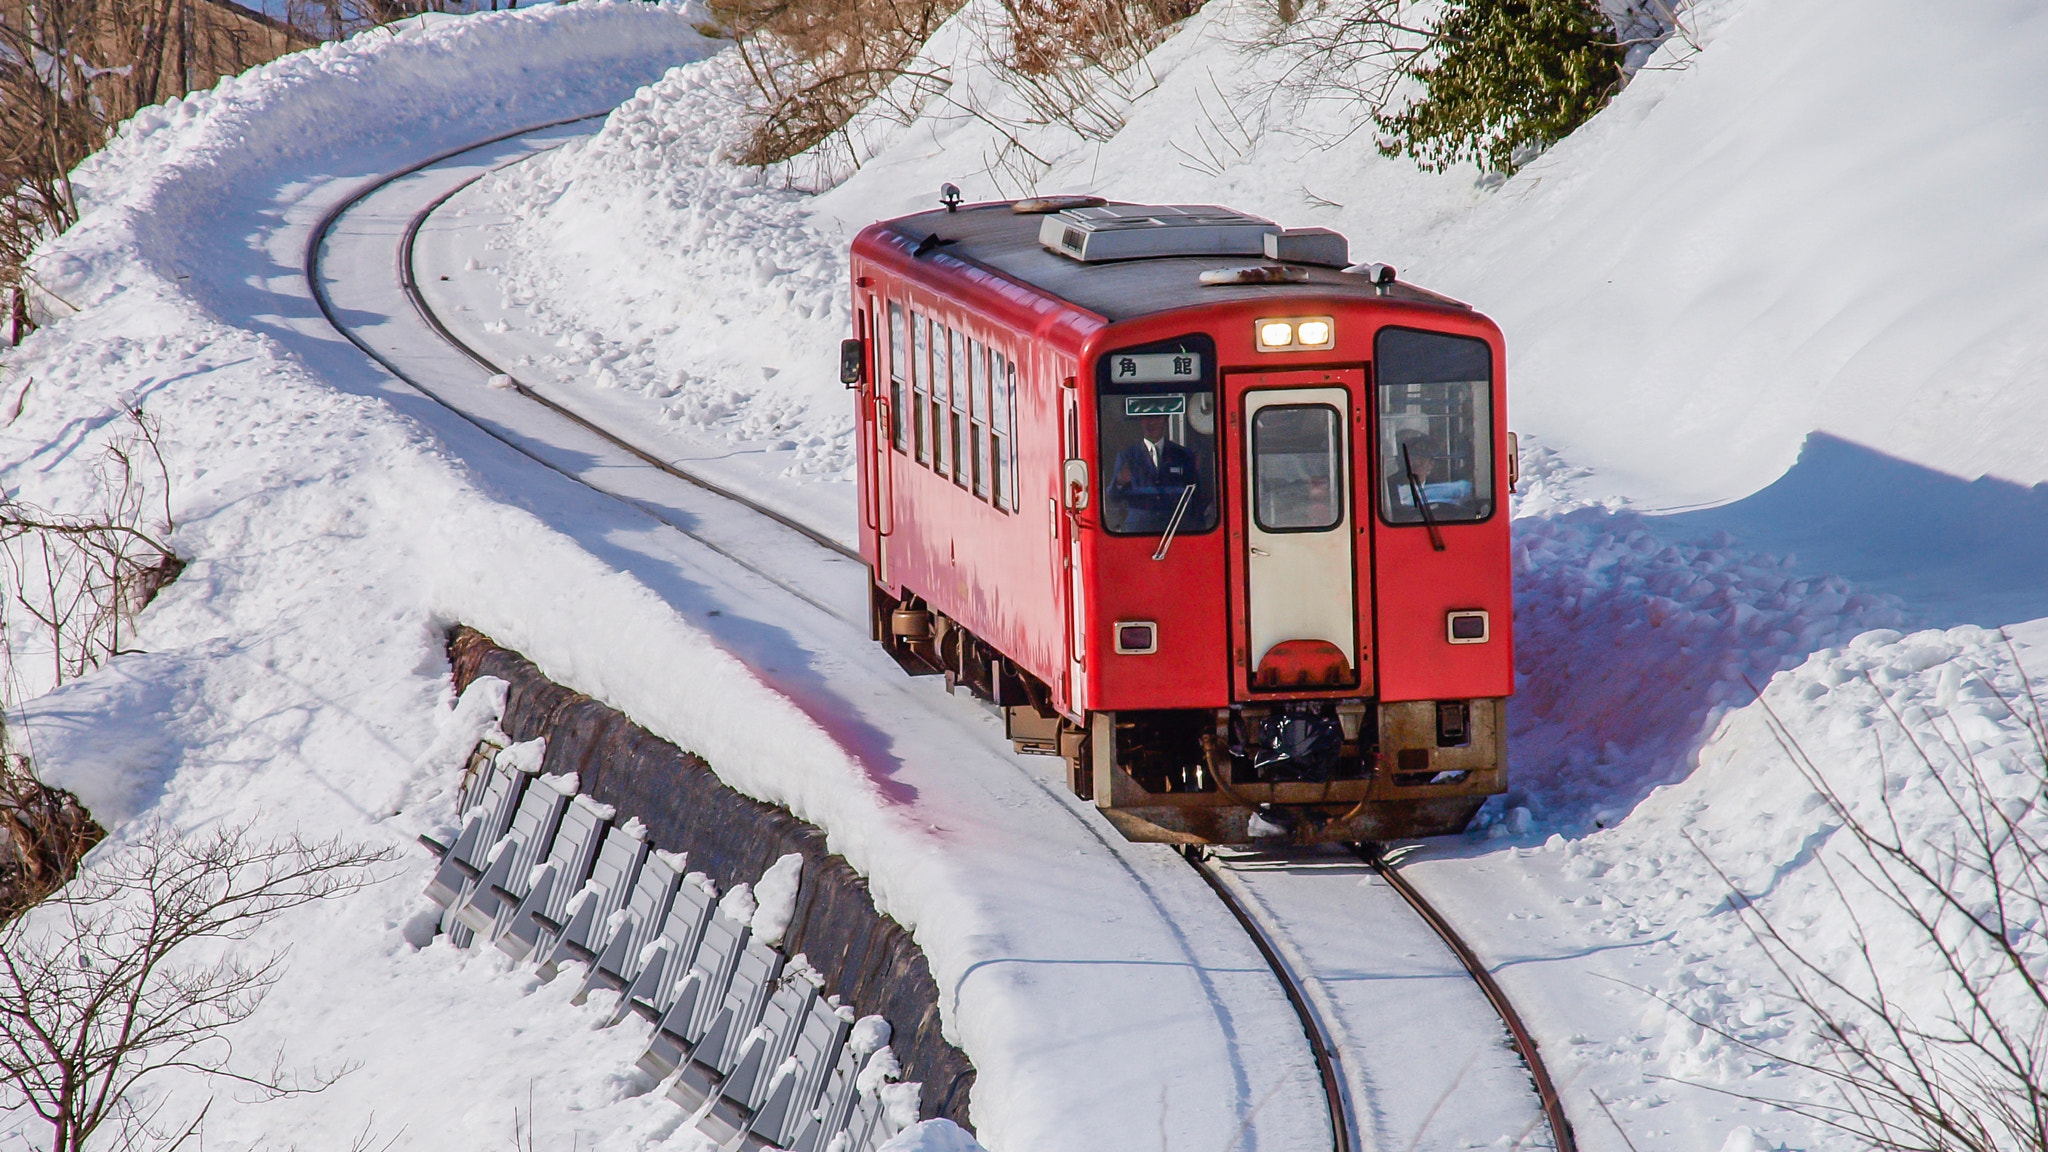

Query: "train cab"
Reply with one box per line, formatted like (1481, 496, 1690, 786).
(846, 198, 1514, 844)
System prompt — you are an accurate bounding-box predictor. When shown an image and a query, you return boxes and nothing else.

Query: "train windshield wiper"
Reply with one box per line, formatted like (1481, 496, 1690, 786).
(1401, 443, 1447, 552)
(1152, 484, 1198, 561)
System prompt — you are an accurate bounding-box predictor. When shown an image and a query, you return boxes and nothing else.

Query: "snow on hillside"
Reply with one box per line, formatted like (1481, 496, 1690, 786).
(442, 0, 2048, 1146)
(0, 7, 934, 1150)
(4, 0, 2047, 1146)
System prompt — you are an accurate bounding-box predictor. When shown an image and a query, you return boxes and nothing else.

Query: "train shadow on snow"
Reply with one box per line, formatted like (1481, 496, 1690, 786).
(1658, 431, 2048, 630)
(1499, 431, 2048, 835)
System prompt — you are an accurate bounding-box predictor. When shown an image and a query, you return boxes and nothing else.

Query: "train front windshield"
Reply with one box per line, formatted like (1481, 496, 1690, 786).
(1098, 339, 1219, 536)
(1375, 328, 1495, 524)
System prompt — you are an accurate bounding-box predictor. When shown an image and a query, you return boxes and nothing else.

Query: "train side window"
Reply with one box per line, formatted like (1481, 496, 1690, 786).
(933, 323, 951, 478)
(949, 327, 968, 489)
(993, 355, 1015, 510)
(911, 311, 930, 465)
(888, 302, 907, 453)
(966, 332, 983, 494)
(1375, 328, 1494, 525)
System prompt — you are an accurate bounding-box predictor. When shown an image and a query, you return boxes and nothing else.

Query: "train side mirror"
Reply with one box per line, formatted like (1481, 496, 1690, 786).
(1063, 458, 1090, 511)
(839, 338, 865, 387)
(1507, 431, 1520, 492)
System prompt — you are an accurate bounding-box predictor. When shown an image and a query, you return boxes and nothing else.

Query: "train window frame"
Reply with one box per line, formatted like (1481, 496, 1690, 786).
(1250, 402, 1347, 534)
(949, 327, 969, 489)
(1094, 332, 1221, 538)
(994, 355, 1015, 511)
(1373, 326, 1496, 528)
(888, 302, 907, 453)
(933, 315, 946, 473)
(911, 311, 930, 465)
(969, 339, 990, 500)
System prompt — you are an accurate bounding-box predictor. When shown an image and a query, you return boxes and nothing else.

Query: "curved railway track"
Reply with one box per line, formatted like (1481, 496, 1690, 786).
(310, 119, 1576, 1152)
(305, 114, 862, 629)
(1356, 845, 1577, 1152)
(1191, 845, 1578, 1152)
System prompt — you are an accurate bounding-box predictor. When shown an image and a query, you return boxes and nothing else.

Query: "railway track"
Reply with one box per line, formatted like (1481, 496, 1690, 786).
(312, 121, 1576, 1152)
(305, 115, 864, 628)
(1190, 845, 1577, 1152)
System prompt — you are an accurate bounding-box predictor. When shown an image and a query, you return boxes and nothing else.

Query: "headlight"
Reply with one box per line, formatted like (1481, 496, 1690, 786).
(1254, 315, 1336, 352)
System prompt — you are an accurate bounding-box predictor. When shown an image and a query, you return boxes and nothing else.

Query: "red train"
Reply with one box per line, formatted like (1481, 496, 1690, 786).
(842, 196, 1515, 844)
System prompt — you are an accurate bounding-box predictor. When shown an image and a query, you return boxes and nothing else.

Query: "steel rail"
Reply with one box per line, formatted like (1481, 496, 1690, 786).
(394, 164, 861, 564)
(303, 114, 860, 624)
(1181, 845, 1357, 1152)
(1354, 844, 1579, 1152)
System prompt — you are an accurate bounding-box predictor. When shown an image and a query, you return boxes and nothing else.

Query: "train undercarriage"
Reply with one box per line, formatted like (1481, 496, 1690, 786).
(873, 587, 1504, 845)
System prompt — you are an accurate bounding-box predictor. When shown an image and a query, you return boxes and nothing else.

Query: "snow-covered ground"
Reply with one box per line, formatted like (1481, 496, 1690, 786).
(7, 0, 2048, 1149)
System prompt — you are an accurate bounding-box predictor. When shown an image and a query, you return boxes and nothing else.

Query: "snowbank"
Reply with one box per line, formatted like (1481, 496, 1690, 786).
(0, 6, 959, 1148)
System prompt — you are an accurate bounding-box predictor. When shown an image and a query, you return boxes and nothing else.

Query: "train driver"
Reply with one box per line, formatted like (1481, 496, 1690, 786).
(1109, 413, 1212, 533)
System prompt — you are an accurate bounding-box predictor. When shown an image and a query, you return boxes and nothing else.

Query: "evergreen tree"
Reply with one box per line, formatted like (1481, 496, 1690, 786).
(1375, 0, 1624, 174)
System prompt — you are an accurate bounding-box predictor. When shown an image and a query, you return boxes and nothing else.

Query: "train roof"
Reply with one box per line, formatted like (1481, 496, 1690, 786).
(871, 201, 1470, 325)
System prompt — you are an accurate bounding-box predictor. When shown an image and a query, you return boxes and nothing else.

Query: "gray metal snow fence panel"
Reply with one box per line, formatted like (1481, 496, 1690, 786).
(472, 758, 532, 851)
(576, 851, 684, 1004)
(738, 976, 816, 1110)
(537, 821, 651, 979)
(495, 774, 572, 885)
(535, 881, 604, 979)
(498, 795, 610, 960)
(487, 780, 572, 940)
(619, 852, 684, 965)
(635, 878, 717, 1018)
(435, 758, 533, 931)
(496, 861, 562, 960)
(448, 833, 523, 936)
(584, 820, 650, 928)
(457, 741, 503, 810)
(843, 1088, 884, 1152)
(771, 1000, 853, 1141)
(789, 1039, 865, 1152)
(423, 813, 484, 908)
(637, 975, 697, 1080)
(749, 999, 852, 1146)
(695, 937, 783, 1075)
(684, 911, 751, 1044)
(540, 797, 610, 919)
(575, 916, 639, 1005)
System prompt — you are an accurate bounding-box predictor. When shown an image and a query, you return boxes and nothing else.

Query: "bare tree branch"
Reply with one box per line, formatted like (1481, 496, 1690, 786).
(0, 822, 391, 1152)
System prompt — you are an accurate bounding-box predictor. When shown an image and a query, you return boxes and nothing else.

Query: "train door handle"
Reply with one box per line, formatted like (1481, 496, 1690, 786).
(1250, 546, 1269, 557)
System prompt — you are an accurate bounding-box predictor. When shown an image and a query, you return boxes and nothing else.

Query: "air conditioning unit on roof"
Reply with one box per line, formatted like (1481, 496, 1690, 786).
(1040, 204, 1281, 263)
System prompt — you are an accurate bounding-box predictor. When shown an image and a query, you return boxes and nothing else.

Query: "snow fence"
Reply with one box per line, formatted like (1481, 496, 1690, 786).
(447, 626, 975, 1129)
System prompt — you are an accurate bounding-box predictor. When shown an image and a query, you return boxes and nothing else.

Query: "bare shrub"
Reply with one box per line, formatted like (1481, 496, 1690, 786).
(705, 0, 964, 168)
(0, 748, 103, 922)
(0, 407, 182, 688)
(0, 0, 342, 344)
(0, 823, 391, 1152)
(1686, 644, 2048, 1152)
(997, 0, 1199, 141)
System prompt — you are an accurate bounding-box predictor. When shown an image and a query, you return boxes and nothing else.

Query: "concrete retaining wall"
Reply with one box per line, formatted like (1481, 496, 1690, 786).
(448, 627, 975, 1129)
